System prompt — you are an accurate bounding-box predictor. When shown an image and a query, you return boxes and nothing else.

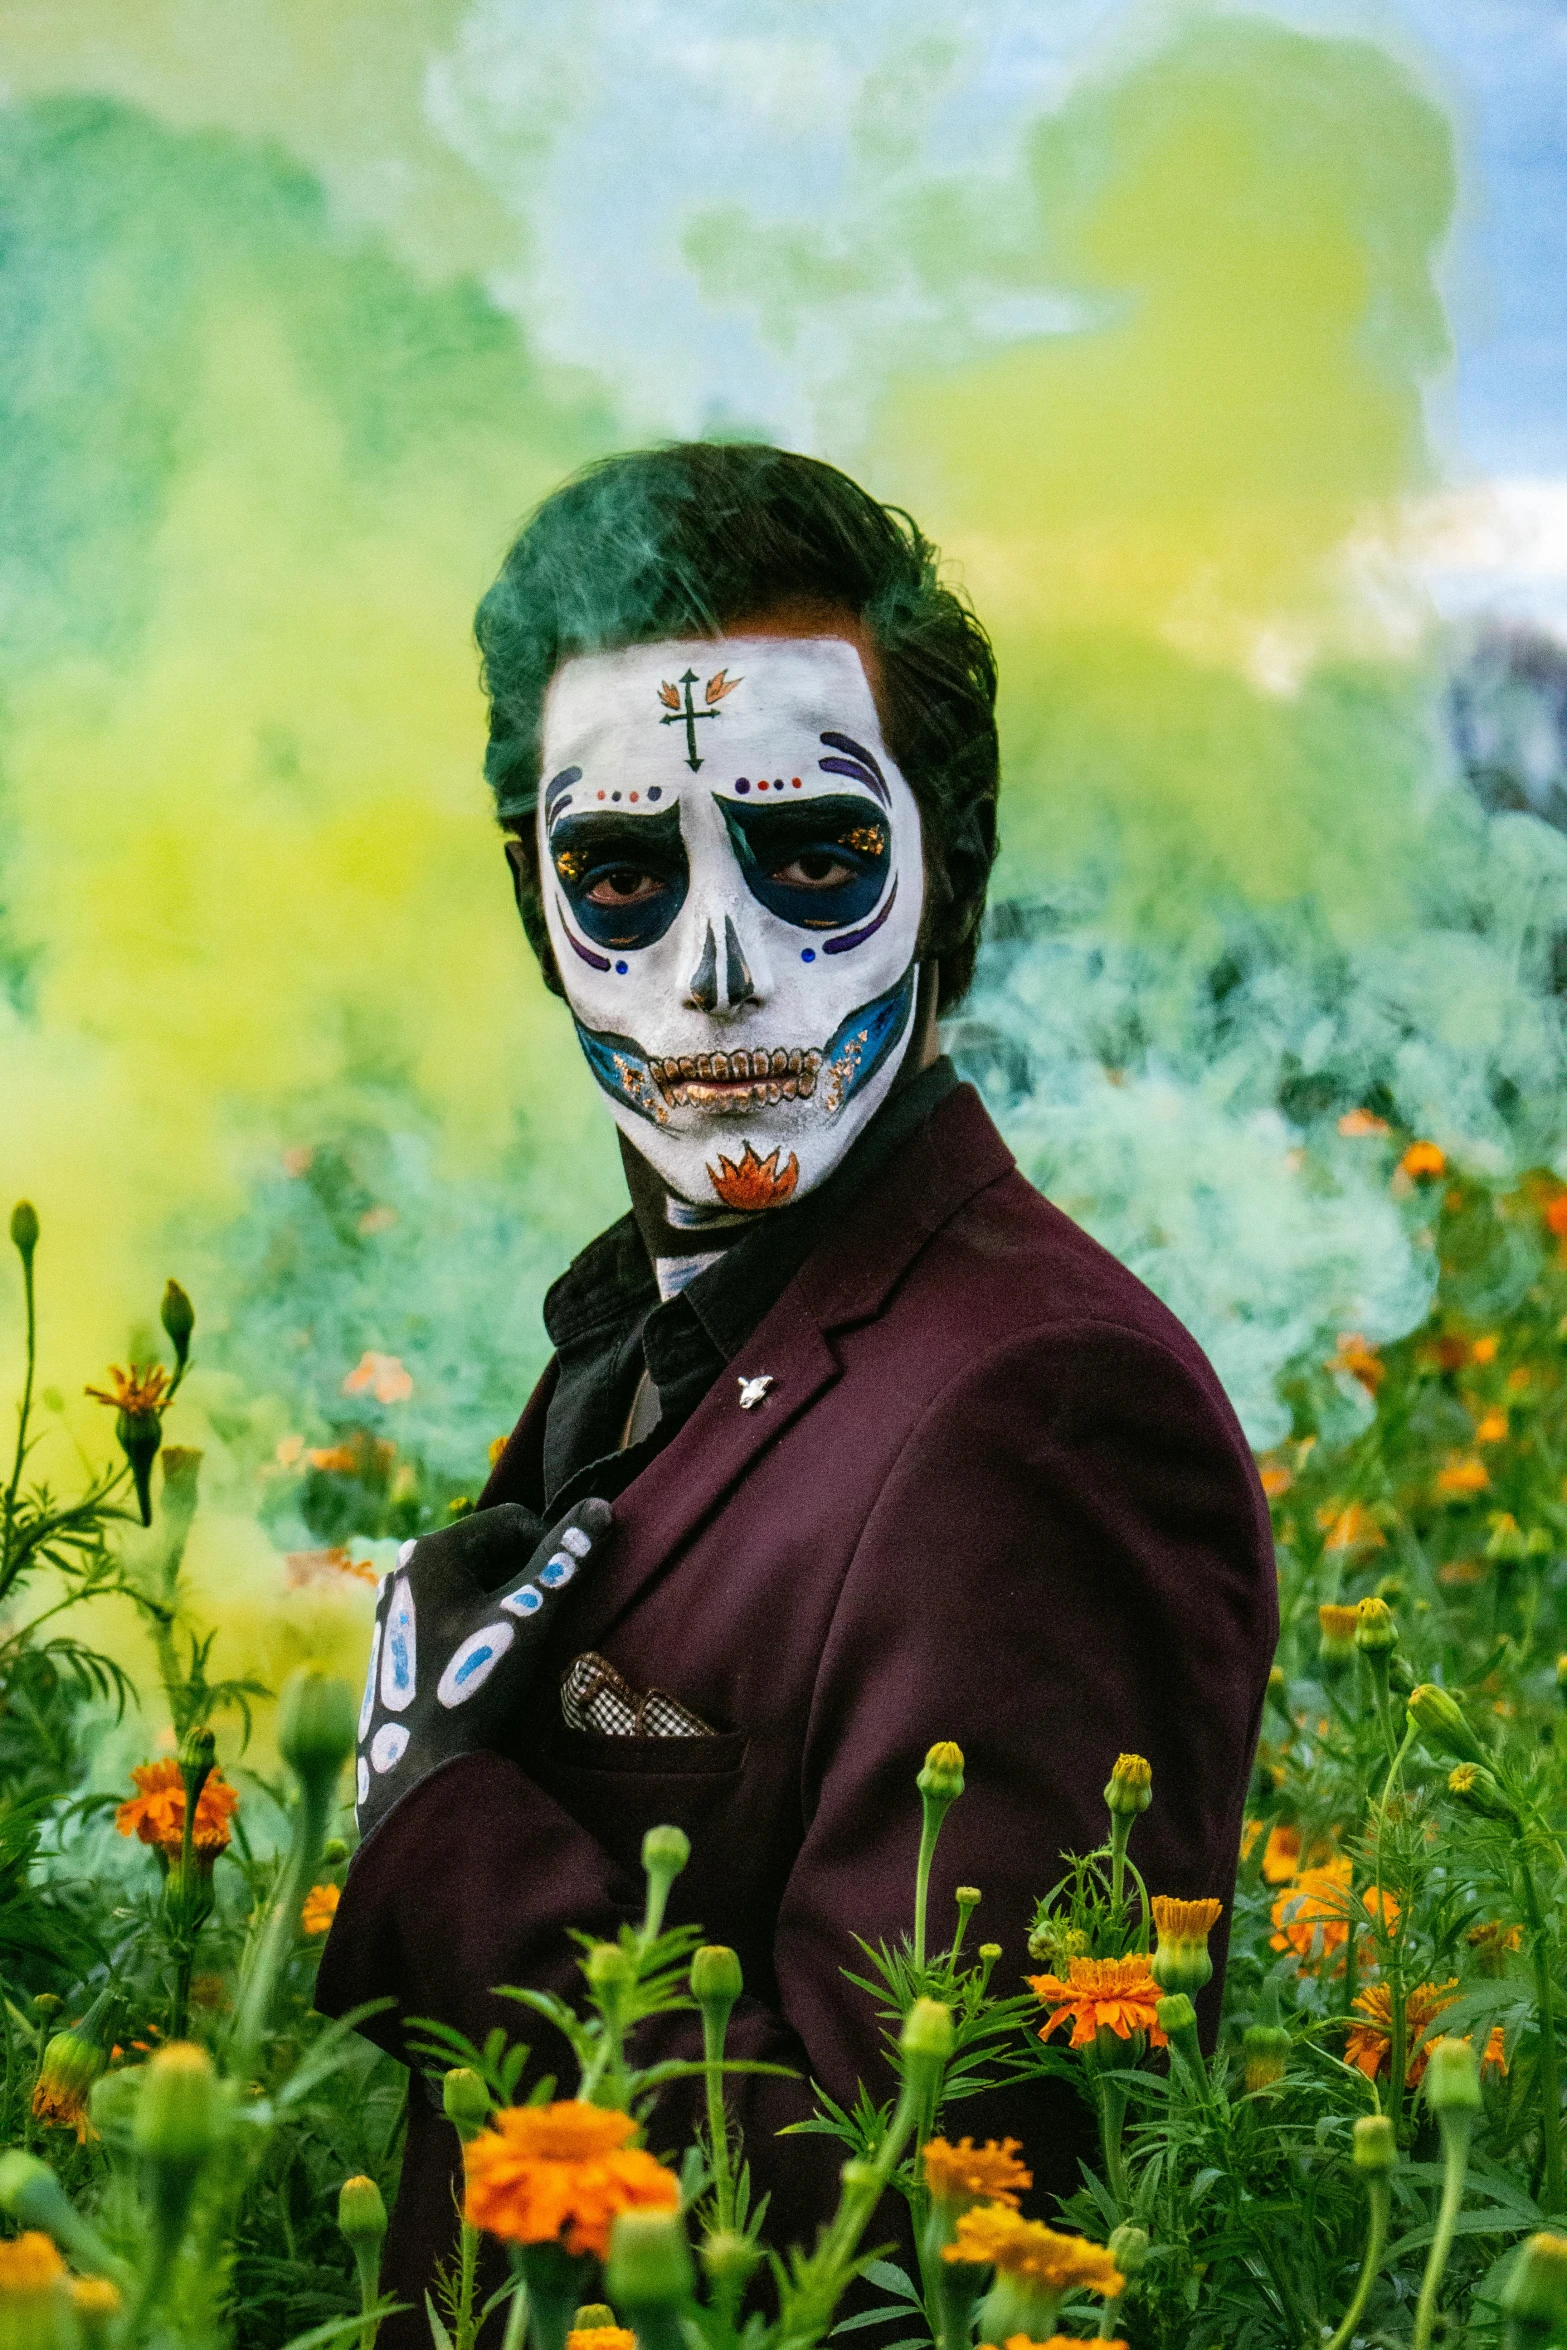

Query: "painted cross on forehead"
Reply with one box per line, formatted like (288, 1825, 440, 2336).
(538, 635, 926, 1214)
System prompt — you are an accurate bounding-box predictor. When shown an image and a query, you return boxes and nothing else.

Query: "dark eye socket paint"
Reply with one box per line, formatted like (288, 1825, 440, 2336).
(717, 793, 891, 931)
(550, 804, 688, 950)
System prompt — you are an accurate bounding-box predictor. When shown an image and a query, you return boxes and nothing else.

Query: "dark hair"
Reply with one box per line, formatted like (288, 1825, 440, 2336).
(475, 442, 1000, 1009)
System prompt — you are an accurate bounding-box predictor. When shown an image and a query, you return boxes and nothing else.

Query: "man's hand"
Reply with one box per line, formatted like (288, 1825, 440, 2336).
(354, 1497, 613, 1839)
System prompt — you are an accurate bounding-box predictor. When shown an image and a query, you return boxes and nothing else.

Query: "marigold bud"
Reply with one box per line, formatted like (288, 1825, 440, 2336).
(976, 1943, 1002, 1963)
(641, 1823, 690, 1882)
(1105, 1753, 1153, 1816)
(1107, 2223, 1149, 2278)
(918, 1742, 966, 1803)
(1354, 1596, 1397, 1654)
(1242, 2022, 1291, 2093)
(1447, 1762, 1516, 1821)
(32, 2026, 106, 2132)
(571, 2308, 619, 2333)
(1353, 2115, 1398, 2173)
(587, 1943, 635, 2010)
(337, 2174, 387, 2248)
(902, 1998, 955, 2070)
(160, 1280, 195, 1369)
(9, 1202, 38, 1265)
(1317, 1604, 1359, 1665)
(1408, 1682, 1487, 1766)
(178, 1724, 216, 1794)
(322, 1838, 349, 1865)
(118, 1408, 163, 1529)
(1149, 1896, 1222, 1996)
(1426, 2036, 1481, 2114)
(699, 2231, 762, 2292)
(134, 2042, 222, 2174)
(690, 1945, 743, 2011)
(276, 1670, 357, 1791)
(1501, 2232, 1567, 2339)
(1155, 1993, 1197, 2036)
(0, 2152, 76, 2239)
(72, 2277, 120, 2346)
(442, 2068, 490, 2143)
(604, 2209, 694, 2309)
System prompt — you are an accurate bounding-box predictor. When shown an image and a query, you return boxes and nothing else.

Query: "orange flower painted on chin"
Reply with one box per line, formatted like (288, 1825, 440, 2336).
(708, 1141, 800, 1212)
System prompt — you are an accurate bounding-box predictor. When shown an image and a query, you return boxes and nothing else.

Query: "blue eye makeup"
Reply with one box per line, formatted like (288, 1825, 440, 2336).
(716, 792, 891, 931)
(549, 805, 688, 951)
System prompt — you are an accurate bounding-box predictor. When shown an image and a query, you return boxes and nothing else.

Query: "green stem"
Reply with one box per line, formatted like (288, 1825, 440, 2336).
(1109, 1816, 1132, 1927)
(352, 2241, 381, 2350)
(702, 2005, 735, 2234)
(169, 1802, 198, 2043)
(1097, 2072, 1129, 2213)
(2, 1247, 36, 1582)
(499, 2274, 529, 2350)
(227, 1775, 332, 2086)
(913, 1812, 939, 1973)
(1320, 2178, 1390, 2350)
(1517, 1854, 1565, 2213)
(1372, 1723, 1417, 2142)
(1412, 2113, 1473, 2350)
(1095, 2295, 1123, 2341)
(453, 2221, 479, 2350)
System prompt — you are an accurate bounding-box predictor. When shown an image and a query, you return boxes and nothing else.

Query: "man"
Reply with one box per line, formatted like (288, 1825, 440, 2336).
(318, 442, 1276, 2340)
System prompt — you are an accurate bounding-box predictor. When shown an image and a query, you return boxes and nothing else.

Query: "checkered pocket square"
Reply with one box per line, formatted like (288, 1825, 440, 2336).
(560, 1650, 716, 1738)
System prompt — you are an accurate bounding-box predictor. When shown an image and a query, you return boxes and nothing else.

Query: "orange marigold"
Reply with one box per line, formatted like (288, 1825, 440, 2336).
(923, 2137, 1032, 2212)
(1327, 1334, 1384, 1395)
(1028, 1954, 1167, 2050)
(1270, 1858, 1352, 1963)
(1151, 1896, 1223, 1942)
(115, 1761, 239, 1857)
(1436, 1454, 1490, 1499)
(462, 2101, 678, 2256)
(1401, 1141, 1446, 1178)
(566, 2334, 636, 2350)
(301, 1884, 340, 1935)
(1345, 1980, 1457, 2084)
(84, 1363, 173, 1415)
(1474, 1410, 1508, 1445)
(1318, 1501, 1386, 1555)
(943, 2209, 1122, 2298)
(0, 2233, 66, 2290)
(982, 2341, 1127, 2350)
(1261, 1823, 1302, 1884)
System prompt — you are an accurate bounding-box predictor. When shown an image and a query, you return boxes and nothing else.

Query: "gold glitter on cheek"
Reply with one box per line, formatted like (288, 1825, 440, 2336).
(554, 849, 586, 882)
(843, 826, 886, 855)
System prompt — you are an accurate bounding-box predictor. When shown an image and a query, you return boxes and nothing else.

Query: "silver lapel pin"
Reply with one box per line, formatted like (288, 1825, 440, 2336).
(737, 1373, 774, 1411)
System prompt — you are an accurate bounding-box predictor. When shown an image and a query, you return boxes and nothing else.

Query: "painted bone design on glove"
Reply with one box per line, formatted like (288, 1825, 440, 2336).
(353, 1498, 613, 1838)
(537, 635, 926, 1214)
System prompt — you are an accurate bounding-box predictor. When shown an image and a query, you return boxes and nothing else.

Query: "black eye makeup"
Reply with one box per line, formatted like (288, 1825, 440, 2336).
(549, 805, 688, 950)
(717, 792, 891, 931)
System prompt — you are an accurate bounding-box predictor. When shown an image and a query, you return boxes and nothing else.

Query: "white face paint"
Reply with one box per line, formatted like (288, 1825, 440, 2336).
(537, 636, 925, 1212)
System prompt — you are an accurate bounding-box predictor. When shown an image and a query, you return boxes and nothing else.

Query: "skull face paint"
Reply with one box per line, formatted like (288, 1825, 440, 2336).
(538, 636, 925, 1211)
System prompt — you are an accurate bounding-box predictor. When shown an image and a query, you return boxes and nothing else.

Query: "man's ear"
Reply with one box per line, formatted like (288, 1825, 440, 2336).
(502, 831, 566, 1001)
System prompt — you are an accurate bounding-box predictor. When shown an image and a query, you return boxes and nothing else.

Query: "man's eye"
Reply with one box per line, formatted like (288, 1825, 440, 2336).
(772, 852, 856, 890)
(583, 868, 668, 905)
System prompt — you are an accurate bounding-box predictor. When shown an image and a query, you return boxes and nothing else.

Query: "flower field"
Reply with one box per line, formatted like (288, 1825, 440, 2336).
(1, 1143, 1567, 2350)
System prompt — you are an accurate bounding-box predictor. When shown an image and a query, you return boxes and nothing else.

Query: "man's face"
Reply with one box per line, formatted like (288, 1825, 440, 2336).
(535, 633, 925, 1213)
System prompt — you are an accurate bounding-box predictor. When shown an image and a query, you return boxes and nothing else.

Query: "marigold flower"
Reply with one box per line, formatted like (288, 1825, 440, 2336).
(301, 1884, 340, 1935)
(923, 2138, 1032, 2213)
(83, 1363, 173, 1416)
(567, 2332, 637, 2350)
(1401, 1141, 1446, 1178)
(1259, 1462, 1293, 1499)
(115, 1760, 238, 1860)
(1345, 1980, 1459, 2084)
(31, 2028, 105, 2144)
(980, 2340, 1127, 2350)
(1362, 1884, 1401, 1934)
(1318, 1501, 1386, 1554)
(1270, 1857, 1352, 1964)
(0, 2232, 66, 2289)
(1467, 1919, 1523, 1975)
(1474, 1409, 1508, 1445)
(1327, 1334, 1384, 1394)
(944, 2209, 1122, 2298)
(1471, 1333, 1500, 1363)
(1435, 1454, 1490, 1499)
(463, 2101, 678, 2256)
(1260, 1823, 1302, 1883)
(1354, 1596, 1397, 1654)
(1028, 1955, 1167, 2050)
(1338, 1109, 1390, 1137)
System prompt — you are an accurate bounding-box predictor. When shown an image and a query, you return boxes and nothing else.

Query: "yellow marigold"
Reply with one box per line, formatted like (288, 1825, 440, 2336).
(981, 2341, 1127, 2350)
(1028, 1955, 1167, 2050)
(463, 2101, 678, 2256)
(1474, 1410, 1508, 1445)
(301, 1883, 340, 1935)
(1261, 1823, 1302, 1883)
(1345, 1980, 1458, 2084)
(1401, 1141, 1446, 1178)
(1471, 1334, 1500, 1364)
(1270, 1858, 1352, 1964)
(0, 2232, 66, 2288)
(566, 2333, 636, 2350)
(1467, 1919, 1523, 1964)
(1318, 1603, 1360, 1660)
(1436, 1454, 1490, 1499)
(944, 2209, 1122, 2299)
(73, 2278, 121, 2321)
(923, 2137, 1032, 2212)
(115, 1761, 239, 1857)
(84, 1363, 173, 1415)
(1259, 1463, 1293, 1500)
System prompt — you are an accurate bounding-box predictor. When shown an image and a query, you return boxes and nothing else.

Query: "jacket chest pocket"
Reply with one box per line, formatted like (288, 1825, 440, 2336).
(540, 1728, 750, 1880)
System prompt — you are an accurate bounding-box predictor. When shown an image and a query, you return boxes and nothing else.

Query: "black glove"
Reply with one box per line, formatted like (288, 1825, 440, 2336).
(354, 1497, 613, 1840)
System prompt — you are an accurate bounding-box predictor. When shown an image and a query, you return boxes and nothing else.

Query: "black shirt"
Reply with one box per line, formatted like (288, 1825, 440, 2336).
(538, 1056, 960, 1513)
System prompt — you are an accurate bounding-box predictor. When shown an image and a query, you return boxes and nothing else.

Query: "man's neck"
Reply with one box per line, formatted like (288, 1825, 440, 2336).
(619, 962, 941, 1296)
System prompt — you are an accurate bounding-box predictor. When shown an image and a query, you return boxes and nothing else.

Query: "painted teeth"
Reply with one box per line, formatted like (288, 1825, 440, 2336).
(650, 1047, 820, 1102)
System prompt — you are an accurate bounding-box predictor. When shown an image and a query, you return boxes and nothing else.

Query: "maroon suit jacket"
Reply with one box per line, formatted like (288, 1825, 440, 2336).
(318, 1086, 1276, 2342)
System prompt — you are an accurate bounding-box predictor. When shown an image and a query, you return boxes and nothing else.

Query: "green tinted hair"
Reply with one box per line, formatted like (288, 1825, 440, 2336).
(475, 441, 1001, 1008)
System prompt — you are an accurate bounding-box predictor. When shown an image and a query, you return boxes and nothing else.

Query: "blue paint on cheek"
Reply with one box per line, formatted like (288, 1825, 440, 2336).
(455, 1646, 493, 1685)
(615, 960, 628, 975)
(801, 949, 816, 963)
